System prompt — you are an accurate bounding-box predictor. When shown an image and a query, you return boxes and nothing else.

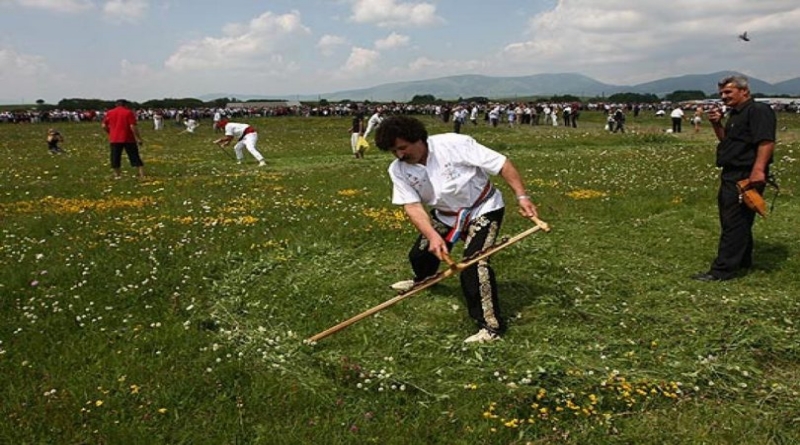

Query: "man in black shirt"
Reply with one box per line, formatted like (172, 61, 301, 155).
(693, 75, 776, 282)
(349, 105, 366, 159)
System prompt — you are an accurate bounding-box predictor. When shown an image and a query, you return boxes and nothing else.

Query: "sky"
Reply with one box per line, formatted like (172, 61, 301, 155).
(1, 0, 798, 104)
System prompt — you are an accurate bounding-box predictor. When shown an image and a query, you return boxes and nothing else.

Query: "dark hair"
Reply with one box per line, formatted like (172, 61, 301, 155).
(115, 99, 129, 106)
(375, 115, 428, 151)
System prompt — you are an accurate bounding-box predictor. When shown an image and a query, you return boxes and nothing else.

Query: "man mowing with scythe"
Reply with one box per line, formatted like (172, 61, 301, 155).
(213, 119, 267, 166)
(375, 116, 540, 343)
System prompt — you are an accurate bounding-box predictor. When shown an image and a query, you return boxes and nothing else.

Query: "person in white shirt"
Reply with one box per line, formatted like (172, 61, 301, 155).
(469, 105, 479, 125)
(562, 105, 572, 127)
(213, 119, 266, 166)
(375, 116, 540, 343)
(670, 106, 685, 133)
(363, 108, 383, 139)
(506, 106, 517, 127)
(453, 106, 468, 133)
(213, 110, 223, 133)
(153, 110, 164, 131)
(488, 105, 500, 127)
(181, 117, 199, 134)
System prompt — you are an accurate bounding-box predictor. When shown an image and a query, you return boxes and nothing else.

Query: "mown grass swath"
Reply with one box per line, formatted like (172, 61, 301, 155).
(1, 111, 798, 444)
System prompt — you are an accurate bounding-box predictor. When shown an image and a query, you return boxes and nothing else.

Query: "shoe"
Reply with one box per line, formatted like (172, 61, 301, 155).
(691, 272, 727, 282)
(258, 160, 266, 167)
(389, 279, 415, 292)
(237, 159, 243, 165)
(464, 328, 500, 344)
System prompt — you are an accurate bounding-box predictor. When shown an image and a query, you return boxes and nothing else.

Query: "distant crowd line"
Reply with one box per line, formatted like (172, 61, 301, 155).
(2, 99, 797, 126)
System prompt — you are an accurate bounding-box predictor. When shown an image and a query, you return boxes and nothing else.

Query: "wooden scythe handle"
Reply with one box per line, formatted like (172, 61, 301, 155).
(306, 217, 551, 343)
(442, 253, 458, 270)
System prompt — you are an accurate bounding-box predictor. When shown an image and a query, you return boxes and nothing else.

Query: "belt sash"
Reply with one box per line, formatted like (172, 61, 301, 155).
(238, 126, 256, 141)
(438, 182, 496, 243)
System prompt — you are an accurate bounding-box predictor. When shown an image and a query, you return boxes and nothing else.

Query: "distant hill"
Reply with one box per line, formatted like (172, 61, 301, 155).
(630, 71, 781, 96)
(311, 73, 623, 102)
(773, 77, 800, 95)
(200, 71, 800, 103)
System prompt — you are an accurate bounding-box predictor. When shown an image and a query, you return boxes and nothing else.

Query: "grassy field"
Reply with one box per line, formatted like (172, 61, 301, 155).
(1, 111, 798, 444)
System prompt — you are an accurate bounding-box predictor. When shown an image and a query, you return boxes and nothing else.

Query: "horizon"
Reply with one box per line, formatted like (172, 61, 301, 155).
(3, 70, 799, 106)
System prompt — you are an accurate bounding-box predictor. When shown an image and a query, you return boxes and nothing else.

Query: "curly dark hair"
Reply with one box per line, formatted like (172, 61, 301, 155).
(374, 115, 428, 151)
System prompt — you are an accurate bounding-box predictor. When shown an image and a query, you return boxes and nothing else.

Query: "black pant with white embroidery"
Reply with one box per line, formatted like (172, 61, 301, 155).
(407, 208, 506, 335)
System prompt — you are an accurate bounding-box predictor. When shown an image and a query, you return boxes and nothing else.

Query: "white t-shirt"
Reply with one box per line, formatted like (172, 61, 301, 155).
(388, 133, 507, 226)
(670, 108, 684, 119)
(224, 122, 252, 139)
(367, 113, 383, 127)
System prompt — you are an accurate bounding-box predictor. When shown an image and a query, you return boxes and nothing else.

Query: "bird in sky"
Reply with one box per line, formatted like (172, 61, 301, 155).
(738, 31, 750, 42)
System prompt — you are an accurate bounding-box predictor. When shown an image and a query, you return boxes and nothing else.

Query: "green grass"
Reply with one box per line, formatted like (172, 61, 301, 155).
(1, 112, 799, 444)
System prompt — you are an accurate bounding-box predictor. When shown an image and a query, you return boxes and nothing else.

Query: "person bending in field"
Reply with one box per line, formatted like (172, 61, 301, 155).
(213, 119, 267, 166)
(46, 128, 65, 154)
(376, 115, 540, 344)
(181, 117, 200, 134)
(363, 107, 383, 140)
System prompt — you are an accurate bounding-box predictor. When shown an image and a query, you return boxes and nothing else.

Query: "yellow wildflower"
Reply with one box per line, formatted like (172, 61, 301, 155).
(566, 189, 608, 200)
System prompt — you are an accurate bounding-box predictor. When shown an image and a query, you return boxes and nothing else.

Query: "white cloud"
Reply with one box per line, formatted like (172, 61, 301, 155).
(0, 46, 49, 78)
(374, 32, 409, 50)
(350, 0, 443, 28)
(500, 0, 800, 84)
(0, 45, 72, 102)
(335, 46, 381, 78)
(11, 0, 93, 13)
(120, 59, 154, 77)
(317, 34, 349, 57)
(103, 0, 149, 23)
(165, 10, 311, 72)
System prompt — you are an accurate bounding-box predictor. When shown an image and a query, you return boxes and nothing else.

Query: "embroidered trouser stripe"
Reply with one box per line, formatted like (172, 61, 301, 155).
(408, 208, 506, 334)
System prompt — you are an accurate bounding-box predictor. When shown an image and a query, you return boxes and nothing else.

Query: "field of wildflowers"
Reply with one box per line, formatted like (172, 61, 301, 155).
(1, 111, 798, 444)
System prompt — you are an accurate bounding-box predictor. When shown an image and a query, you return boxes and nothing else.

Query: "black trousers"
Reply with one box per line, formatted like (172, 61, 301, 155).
(408, 208, 506, 334)
(672, 117, 682, 133)
(110, 142, 144, 168)
(710, 169, 764, 279)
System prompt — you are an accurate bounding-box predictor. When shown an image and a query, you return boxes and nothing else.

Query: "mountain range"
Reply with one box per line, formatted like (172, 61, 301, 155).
(201, 71, 800, 103)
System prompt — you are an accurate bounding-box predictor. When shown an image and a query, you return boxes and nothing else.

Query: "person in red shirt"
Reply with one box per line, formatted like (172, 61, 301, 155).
(102, 99, 145, 179)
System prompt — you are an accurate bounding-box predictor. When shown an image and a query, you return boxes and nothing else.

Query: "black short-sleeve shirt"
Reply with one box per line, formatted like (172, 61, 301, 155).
(351, 113, 364, 133)
(716, 99, 776, 169)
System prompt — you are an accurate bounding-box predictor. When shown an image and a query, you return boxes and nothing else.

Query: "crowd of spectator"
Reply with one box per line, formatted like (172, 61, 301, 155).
(2, 99, 798, 126)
